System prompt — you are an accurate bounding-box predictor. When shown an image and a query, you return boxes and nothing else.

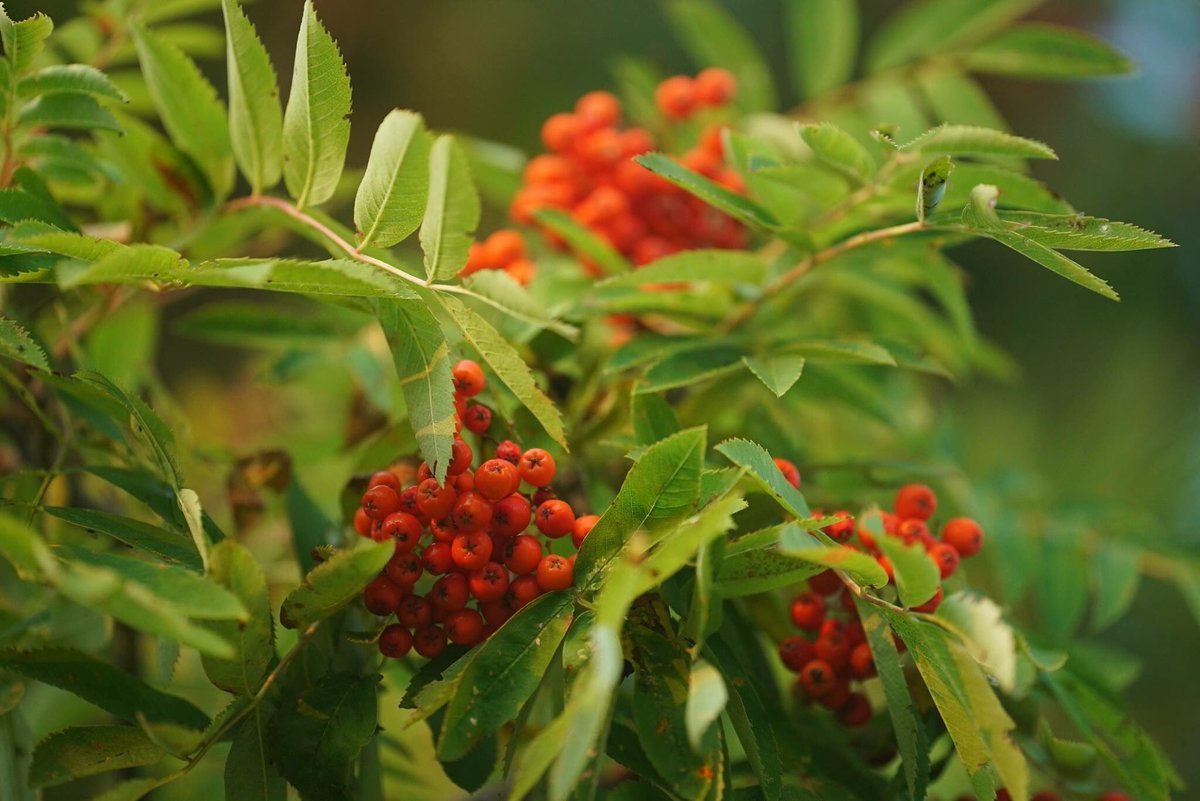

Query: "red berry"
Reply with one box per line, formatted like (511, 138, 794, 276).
(896, 518, 931, 545)
(837, 693, 872, 727)
(380, 512, 423, 551)
(790, 592, 825, 630)
(508, 574, 542, 609)
(575, 90, 621, 126)
(363, 576, 405, 616)
(823, 512, 854, 542)
(385, 549, 423, 587)
(912, 586, 944, 614)
(815, 632, 850, 671)
(695, 67, 737, 106)
(453, 491, 493, 533)
(818, 676, 852, 710)
(452, 360, 486, 397)
(429, 516, 459, 544)
(572, 514, 599, 548)
(453, 471, 474, 494)
(469, 561, 510, 602)
(496, 440, 522, 464)
(773, 458, 801, 489)
(1031, 793, 1062, 801)
(523, 154, 576, 186)
(378, 624, 413, 659)
(850, 643, 876, 679)
(532, 486, 557, 507)
(809, 570, 842, 596)
(447, 438, 473, 477)
(414, 625, 447, 658)
(396, 595, 432, 629)
(655, 75, 695, 119)
(446, 608, 485, 645)
(491, 493, 532, 537)
(416, 479, 456, 519)
(362, 485, 400, 520)
(941, 517, 984, 558)
(778, 636, 815, 672)
(451, 531, 493, 571)
(930, 543, 960, 579)
(431, 573, 470, 611)
(1099, 794, 1130, 801)
(541, 112, 585, 153)
(894, 484, 937, 521)
(480, 598, 514, 628)
(503, 534, 543, 575)
(353, 507, 373, 537)
(519, 448, 556, 487)
(799, 659, 834, 698)
(536, 554, 573, 592)
(422, 541, 454, 575)
(481, 229, 525, 267)
(819, 618, 846, 640)
(368, 470, 403, 492)
(397, 486, 426, 522)
(475, 459, 521, 501)
(464, 404, 492, 435)
(536, 500, 576, 539)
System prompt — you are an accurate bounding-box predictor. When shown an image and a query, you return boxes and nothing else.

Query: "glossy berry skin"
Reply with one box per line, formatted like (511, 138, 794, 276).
(416, 479, 456, 520)
(519, 448, 557, 487)
(896, 518, 931, 545)
(368, 470, 403, 492)
(362, 485, 400, 521)
(397, 595, 433, 629)
(930, 543, 960, 579)
(453, 491, 493, 533)
(353, 507, 373, 538)
(378, 624, 413, 659)
(823, 512, 855, 543)
(421, 542, 454, 575)
(452, 360, 486, 397)
(385, 550, 423, 587)
(572, 514, 599, 548)
(480, 598, 514, 628)
(446, 608, 485, 646)
(790, 592, 826, 630)
(799, 659, 835, 699)
(491, 493, 532, 537)
(850, 643, 876, 679)
(837, 693, 872, 727)
(773, 457, 802, 490)
(397, 486, 426, 522)
(432, 573, 471, 612)
(464, 404, 492, 434)
(912, 586, 944, 614)
(475, 459, 521, 501)
(541, 112, 585, 152)
(503, 534, 543, 575)
(380, 512, 422, 551)
(532, 486, 557, 506)
(536, 554, 574, 592)
(941, 517, 984, 558)
(694, 67, 737, 106)
(508, 574, 543, 609)
(655, 75, 695, 119)
(469, 561, 510, 602)
(778, 636, 815, 672)
(447, 438, 474, 477)
(575, 90, 621, 126)
(496, 440, 522, 464)
(363, 576, 405, 616)
(414, 625, 447, 659)
(536, 500, 576, 539)
(451, 531, 493, 571)
(894, 483, 937, 521)
(809, 570, 842, 596)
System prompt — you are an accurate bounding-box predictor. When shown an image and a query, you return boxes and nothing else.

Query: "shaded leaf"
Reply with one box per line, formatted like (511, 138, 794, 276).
(742, 354, 805, 398)
(533, 207, 631, 275)
(663, 0, 776, 111)
(201, 540, 275, 694)
(29, 726, 164, 789)
(0, 316, 48, 369)
(715, 438, 811, 518)
(355, 109, 431, 248)
(45, 507, 200, 570)
(420, 134, 478, 280)
(799, 122, 876, 184)
(967, 24, 1133, 80)
(226, 702, 286, 801)
(222, 0, 284, 194)
(786, 0, 859, 99)
(279, 540, 393, 630)
(902, 124, 1056, 159)
(634, 152, 779, 230)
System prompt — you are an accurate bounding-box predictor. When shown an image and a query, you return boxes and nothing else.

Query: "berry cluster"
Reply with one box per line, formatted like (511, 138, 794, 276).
(502, 69, 746, 274)
(352, 360, 594, 661)
(461, 228, 535, 285)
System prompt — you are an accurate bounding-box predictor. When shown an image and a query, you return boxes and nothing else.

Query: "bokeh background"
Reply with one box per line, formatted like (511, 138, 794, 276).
(23, 0, 1200, 792)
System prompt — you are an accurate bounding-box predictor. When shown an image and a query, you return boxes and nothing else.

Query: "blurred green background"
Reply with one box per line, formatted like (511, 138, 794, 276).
(24, 0, 1200, 791)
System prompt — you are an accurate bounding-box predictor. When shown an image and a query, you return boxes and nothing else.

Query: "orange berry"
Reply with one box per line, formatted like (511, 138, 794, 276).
(575, 90, 622, 127)
(481, 229, 525, 268)
(695, 67, 737, 106)
(655, 75, 696, 119)
(541, 112, 585, 152)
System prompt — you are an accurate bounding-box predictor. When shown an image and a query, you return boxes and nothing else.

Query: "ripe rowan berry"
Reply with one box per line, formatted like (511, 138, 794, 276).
(1031, 792, 1062, 801)
(368, 470, 403, 492)
(619, 127, 655, 158)
(532, 486, 557, 506)
(451, 531, 493, 571)
(380, 512, 423, 551)
(524, 154, 576, 186)
(506, 258, 536, 285)
(429, 516, 459, 544)
(378, 624, 413, 659)
(475, 459, 521, 501)
(894, 483, 937, 521)
(453, 491, 493, 533)
(536, 553, 574, 591)
(819, 618, 846, 640)
(576, 128, 624, 170)
(876, 555, 894, 583)
(519, 448, 557, 487)
(816, 632, 850, 671)
(818, 676, 852, 710)
(397, 595, 433, 629)
(572, 514, 599, 548)
(491, 493, 532, 537)
(398, 486, 426, 521)
(422, 541, 454, 575)
(799, 659, 835, 698)
(432, 573, 470, 611)
(446, 608, 485, 646)
(912, 586, 944, 614)
(778, 636, 816, 672)
(481, 229, 525, 267)
(790, 592, 825, 630)
(845, 619, 865, 646)
(699, 125, 727, 158)
(469, 561, 510, 602)
(452, 360, 486, 397)
(480, 598, 514, 627)
(773, 457, 801, 490)
(930, 543, 960, 579)
(941, 517, 984, 558)
(353, 507, 372, 538)
(536, 499, 576, 538)
(508, 574, 543, 609)
(503, 534, 543, 575)
(496, 440, 522, 465)
(541, 112, 585, 152)
(447, 438, 473, 477)
(363, 576, 405, 616)
(464, 404, 492, 435)
(837, 693, 872, 727)
(385, 550, 423, 587)
(850, 642, 876, 679)
(414, 625, 447, 658)
(362, 485, 400, 521)
(896, 518, 931, 545)
(823, 512, 855, 542)
(416, 478, 457, 519)
(655, 75, 696, 119)
(695, 67, 737, 106)
(575, 90, 621, 127)
(809, 569, 843, 596)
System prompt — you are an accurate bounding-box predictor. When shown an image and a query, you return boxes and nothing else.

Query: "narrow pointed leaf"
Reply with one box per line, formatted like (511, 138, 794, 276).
(0, 316, 48, 369)
(45, 507, 200, 569)
(420, 134, 479, 281)
(356, 109, 432, 248)
(533, 207, 631, 275)
(902, 124, 1057, 159)
(634, 152, 779, 230)
(715, 438, 811, 518)
(201, 540, 275, 694)
(996, 211, 1175, 251)
(30, 727, 164, 788)
(17, 64, 127, 101)
(786, 0, 859, 99)
(800, 122, 877, 183)
(967, 24, 1134, 80)
(222, 0, 284, 193)
(279, 540, 393, 630)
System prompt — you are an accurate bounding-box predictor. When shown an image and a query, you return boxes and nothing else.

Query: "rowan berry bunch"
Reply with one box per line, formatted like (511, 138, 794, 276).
(352, 360, 595, 661)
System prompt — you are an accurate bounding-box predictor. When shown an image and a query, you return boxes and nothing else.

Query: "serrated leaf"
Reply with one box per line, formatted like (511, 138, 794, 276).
(663, 0, 776, 112)
(634, 152, 779, 230)
(6, 229, 119, 261)
(17, 64, 127, 101)
(201, 540, 275, 694)
(0, 316, 48, 369)
(61, 243, 187, 290)
(86, 466, 226, 544)
(226, 703, 286, 801)
(45, 507, 200, 569)
(267, 673, 377, 801)
(29, 726, 164, 788)
(741, 354, 805, 397)
(439, 592, 574, 760)
(133, 23, 233, 198)
(866, 0, 1040, 71)
(778, 525, 888, 588)
(355, 109, 432, 249)
(715, 438, 810, 518)
(182, 258, 419, 299)
(967, 24, 1133, 80)
(19, 91, 122, 136)
(600, 248, 767, 288)
(995, 211, 1174, 251)
(876, 534, 941, 607)
(279, 540, 393, 629)
(0, 648, 209, 728)
(375, 297, 457, 481)
(0, 7, 53, 73)
(964, 184, 1119, 301)
(420, 134, 479, 280)
(73, 369, 182, 485)
(715, 536, 824, 597)
(901, 124, 1057, 159)
(685, 661, 727, 752)
(533, 207, 631, 275)
(786, 0, 858, 99)
(438, 293, 566, 448)
(463, 270, 577, 339)
(705, 636, 783, 801)
(282, 0, 351, 208)
(800, 122, 877, 184)
(918, 155, 954, 221)
(575, 427, 706, 588)
(0, 187, 73, 229)
(222, 0, 284, 194)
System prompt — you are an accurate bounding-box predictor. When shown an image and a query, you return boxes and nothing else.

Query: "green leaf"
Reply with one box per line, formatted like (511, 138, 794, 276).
(634, 153, 780, 230)
(45, 507, 201, 569)
(685, 660, 727, 752)
(918, 155, 954, 221)
(0, 7, 53, 73)
(267, 673, 377, 801)
(174, 300, 359, 347)
(462, 270, 578, 339)
(0, 648, 209, 729)
(967, 24, 1133, 80)
(222, 0, 284, 194)
(375, 297, 457, 481)
(1090, 542, 1141, 632)
(89, 777, 163, 801)
(60, 243, 187, 290)
(419, 134, 478, 280)
(631, 391, 681, 446)
(226, 703, 286, 801)
(994, 211, 1175, 251)
(742, 354, 805, 398)
(17, 92, 121, 132)
(599, 249, 767, 288)
(777, 525, 888, 588)
(29, 726, 164, 789)
(663, 0, 776, 112)
(0, 512, 58, 580)
(785, 0, 859, 99)
(714, 438, 810, 518)
(800, 122, 877, 184)
(575, 427, 706, 588)
(0, 188, 73, 229)
(963, 184, 1119, 301)
(638, 344, 743, 393)
(438, 293, 566, 448)
(857, 602, 929, 800)
(179, 258, 420, 299)
(439, 592, 574, 760)
(1035, 529, 1090, 646)
(715, 531, 824, 597)
(285, 478, 337, 574)
(532, 207, 631, 276)
(918, 68, 1007, 130)
(17, 64, 127, 101)
(133, 23, 234, 198)
(876, 533, 941, 608)
(901, 124, 1056, 159)
(86, 466, 225, 545)
(866, 0, 1040, 71)
(705, 636, 783, 801)
(0, 316, 48, 369)
(355, 109, 432, 249)
(279, 540, 393, 630)
(282, 0, 351, 208)
(638, 494, 745, 589)
(201, 540, 275, 694)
